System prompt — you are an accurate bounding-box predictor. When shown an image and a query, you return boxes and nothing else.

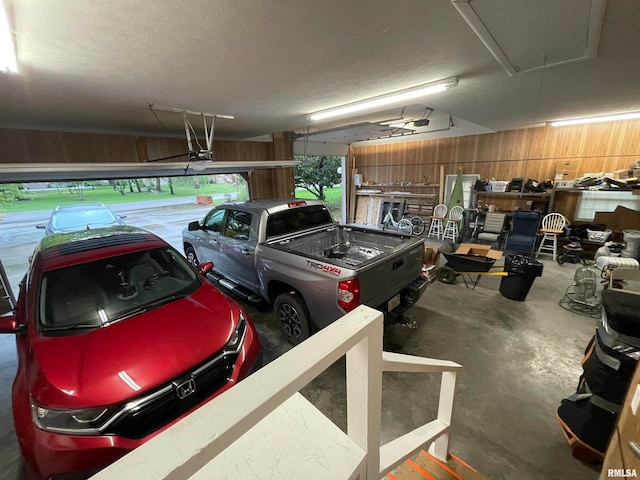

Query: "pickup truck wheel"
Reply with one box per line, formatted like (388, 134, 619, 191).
(185, 246, 199, 267)
(275, 293, 311, 345)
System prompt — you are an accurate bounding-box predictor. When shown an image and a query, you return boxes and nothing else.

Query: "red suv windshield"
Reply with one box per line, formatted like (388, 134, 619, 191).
(39, 247, 199, 334)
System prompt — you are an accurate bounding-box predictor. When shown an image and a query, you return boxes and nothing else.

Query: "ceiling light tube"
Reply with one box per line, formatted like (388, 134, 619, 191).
(548, 112, 640, 127)
(307, 77, 458, 121)
(0, 0, 17, 73)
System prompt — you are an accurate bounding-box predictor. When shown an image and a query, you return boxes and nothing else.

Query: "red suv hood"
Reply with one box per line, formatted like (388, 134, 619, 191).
(30, 284, 238, 408)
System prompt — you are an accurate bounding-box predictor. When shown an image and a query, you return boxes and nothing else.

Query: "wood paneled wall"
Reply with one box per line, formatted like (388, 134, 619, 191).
(0, 128, 294, 199)
(348, 119, 640, 220)
(349, 120, 640, 185)
(0, 129, 140, 164)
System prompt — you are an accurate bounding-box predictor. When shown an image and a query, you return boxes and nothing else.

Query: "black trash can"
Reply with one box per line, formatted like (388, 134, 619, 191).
(499, 254, 544, 301)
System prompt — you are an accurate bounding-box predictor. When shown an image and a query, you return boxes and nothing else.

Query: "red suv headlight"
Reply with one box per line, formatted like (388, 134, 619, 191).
(31, 399, 116, 435)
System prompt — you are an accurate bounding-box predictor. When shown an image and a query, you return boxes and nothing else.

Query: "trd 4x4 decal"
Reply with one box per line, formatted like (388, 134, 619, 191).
(306, 260, 341, 276)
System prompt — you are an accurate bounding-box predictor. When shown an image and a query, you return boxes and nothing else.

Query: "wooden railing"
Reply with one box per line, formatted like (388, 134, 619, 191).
(91, 305, 462, 480)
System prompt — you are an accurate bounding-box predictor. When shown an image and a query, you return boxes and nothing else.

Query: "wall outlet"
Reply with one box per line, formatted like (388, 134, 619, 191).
(526, 200, 533, 206)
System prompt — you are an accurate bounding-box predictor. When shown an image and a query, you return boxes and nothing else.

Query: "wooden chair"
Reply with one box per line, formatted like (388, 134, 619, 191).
(536, 213, 567, 261)
(442, 205, 464, 242)
(427, 203, 447, 240)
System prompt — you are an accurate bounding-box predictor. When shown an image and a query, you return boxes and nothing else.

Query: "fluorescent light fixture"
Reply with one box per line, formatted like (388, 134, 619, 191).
(307, 77, 458, 121)
(548, 112, 640, 127)
(0, 0, 17, 73)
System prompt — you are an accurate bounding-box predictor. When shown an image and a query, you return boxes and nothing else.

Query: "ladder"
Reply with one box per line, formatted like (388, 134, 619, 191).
(0, 258, 16, 315)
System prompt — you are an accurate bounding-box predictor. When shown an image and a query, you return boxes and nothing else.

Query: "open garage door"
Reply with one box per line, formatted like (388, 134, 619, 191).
(0, 161, 298, 184)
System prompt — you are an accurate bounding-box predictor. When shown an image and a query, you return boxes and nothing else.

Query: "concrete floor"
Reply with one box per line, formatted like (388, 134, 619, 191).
(0, 203, 601, 479)
(295, 254, 601, 480)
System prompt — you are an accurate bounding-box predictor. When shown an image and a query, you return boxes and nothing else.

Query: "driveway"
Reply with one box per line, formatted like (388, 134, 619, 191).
(1, 196, 220, 293)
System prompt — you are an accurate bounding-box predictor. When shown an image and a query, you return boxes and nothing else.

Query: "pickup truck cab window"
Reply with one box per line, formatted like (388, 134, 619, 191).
(266, 205, 333, 238)
(224, 210, 252, 241)
(204, 209, 225, 231)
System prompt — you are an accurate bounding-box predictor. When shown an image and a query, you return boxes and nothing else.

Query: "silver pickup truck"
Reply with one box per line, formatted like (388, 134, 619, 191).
(182, 199, 427, 344)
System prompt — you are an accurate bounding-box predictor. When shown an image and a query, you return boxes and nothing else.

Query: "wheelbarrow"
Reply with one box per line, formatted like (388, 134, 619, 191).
(437, 250, 507, 289)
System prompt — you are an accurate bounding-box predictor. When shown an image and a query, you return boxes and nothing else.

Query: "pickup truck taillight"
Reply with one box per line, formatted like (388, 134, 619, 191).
(338, 279, 360, 312)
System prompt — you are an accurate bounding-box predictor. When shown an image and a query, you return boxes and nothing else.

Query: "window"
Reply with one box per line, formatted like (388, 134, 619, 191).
(224, 210, 252, 240)
(575, 191, 640, 221)
(39, 248, 198, 332)
(266, 205, 333, 238)
(203, 209, 225, 231)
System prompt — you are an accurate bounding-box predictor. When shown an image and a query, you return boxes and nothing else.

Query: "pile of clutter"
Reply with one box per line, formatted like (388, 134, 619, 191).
(573, 159, 640, 190)
(556, 268, 640, 463)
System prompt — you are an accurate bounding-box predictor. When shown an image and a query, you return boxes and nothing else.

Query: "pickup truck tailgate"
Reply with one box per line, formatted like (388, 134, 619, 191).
(358, 240, 424, 308)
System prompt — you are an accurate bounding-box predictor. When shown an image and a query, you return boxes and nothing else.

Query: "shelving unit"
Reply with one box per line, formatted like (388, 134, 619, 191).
(358, 184, 438, 189)
(354, 185, 439, 226)
(472, 190, 554, 213)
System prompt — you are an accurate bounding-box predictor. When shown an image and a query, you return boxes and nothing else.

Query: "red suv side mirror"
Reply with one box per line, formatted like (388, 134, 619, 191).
(0, 314, 25, 334)
(198, 262, 214, 275)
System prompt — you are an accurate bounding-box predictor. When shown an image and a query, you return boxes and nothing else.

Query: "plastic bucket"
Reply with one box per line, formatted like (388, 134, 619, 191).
(622, 230, 640, 259)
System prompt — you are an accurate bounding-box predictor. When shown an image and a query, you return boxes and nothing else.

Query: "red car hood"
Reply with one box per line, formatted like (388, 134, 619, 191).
(30, 284, 238, 408)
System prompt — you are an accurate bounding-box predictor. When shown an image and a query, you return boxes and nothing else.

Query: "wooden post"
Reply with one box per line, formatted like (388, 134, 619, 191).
(429, 371, 457, 461)
(346, 319, 383, 478)
(439, 165, 445, 204)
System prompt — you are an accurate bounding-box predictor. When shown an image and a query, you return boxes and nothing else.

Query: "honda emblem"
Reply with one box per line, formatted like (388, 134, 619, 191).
(174, 378, 196, 399)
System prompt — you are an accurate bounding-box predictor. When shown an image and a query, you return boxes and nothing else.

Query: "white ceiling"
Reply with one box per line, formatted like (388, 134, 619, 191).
(1, 0, 639, 146)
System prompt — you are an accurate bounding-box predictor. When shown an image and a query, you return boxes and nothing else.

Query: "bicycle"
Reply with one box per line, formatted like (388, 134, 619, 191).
(382, 208, 425, 235)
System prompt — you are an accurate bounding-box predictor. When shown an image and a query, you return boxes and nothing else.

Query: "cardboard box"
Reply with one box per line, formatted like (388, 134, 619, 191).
(555, 159, 581, 172)
(455, 243, 503, 260)
(613, 169, 631, 179)
(423, 243, 440, 266)
(593, 206, 640, 232)
(555, 180, 574, 189)
(555, 170, 579, 181)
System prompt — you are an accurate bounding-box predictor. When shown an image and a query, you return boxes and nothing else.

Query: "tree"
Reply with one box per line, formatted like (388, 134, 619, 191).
(69, 181, 86, 200)
(0, 184, 24, 205)
(113, 180, 127, 196)
(294, 156, 341, 201)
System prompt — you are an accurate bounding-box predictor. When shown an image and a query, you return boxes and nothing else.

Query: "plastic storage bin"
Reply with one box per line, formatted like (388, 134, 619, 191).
(622, 230, 640, 259)
(587, 229, 611, 243)
(489, 181, 509, 193)
(499, 254, 544, 301)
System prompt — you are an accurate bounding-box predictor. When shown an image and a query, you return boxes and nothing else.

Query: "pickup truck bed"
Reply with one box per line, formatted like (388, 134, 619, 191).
(266, 226, 406, 268)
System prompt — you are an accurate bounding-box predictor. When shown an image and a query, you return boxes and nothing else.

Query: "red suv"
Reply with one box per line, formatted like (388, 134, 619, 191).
(0, 226, 262, 479)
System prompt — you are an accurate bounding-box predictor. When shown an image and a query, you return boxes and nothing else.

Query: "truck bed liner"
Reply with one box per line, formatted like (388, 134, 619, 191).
(268, 227, 411, 268)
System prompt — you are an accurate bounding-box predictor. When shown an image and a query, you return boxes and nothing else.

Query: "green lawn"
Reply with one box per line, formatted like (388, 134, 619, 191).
(1, 181, 343, 221)
(1, 180, 241, 213)
(295, 186, 343, 221)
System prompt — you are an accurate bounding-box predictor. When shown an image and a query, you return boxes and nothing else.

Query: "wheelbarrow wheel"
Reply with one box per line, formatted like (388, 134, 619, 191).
(437, 266, 457, 284)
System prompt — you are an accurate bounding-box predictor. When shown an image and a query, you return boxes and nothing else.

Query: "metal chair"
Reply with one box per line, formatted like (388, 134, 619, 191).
(475, 212, 507, 248)
(536, 213, 567, 261)
(503, 210, 542, 255)
(427, 203, 447, 240)
(442, 205, 464, 242)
